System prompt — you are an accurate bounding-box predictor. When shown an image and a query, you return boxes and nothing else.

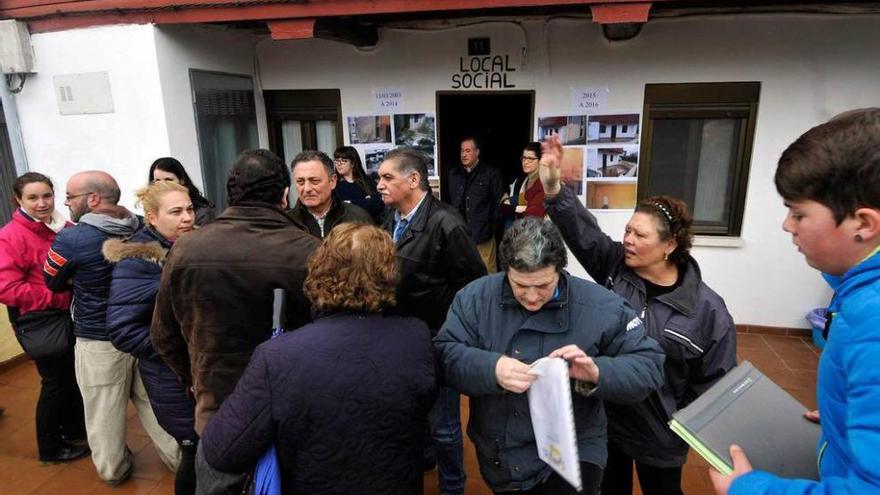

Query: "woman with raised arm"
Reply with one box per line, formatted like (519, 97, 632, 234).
(539, 136, 737, 495)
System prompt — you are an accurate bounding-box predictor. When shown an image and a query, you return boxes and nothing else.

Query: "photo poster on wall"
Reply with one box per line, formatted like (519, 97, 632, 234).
(346, 113, 438, 180)
(536, 114, 587, 195)
(393, 113, 437, 177)
(584, 112, 641, 211)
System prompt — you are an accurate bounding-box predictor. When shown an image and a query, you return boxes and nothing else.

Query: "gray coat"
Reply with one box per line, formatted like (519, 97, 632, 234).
(545, 185, 737, 467)
(434, 272, 665, 492)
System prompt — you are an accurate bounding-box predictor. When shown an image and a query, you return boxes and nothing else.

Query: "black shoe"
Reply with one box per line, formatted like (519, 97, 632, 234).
(40, 445, 90, 464)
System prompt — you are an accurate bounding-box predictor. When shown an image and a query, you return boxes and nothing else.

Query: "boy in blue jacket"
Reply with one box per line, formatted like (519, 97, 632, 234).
(712, 108, 880, 494)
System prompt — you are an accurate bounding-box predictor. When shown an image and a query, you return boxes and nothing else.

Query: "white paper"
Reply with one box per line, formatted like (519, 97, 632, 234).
(527, 357, 581, 491)
(570, 86, 608, 113)
(373, 87, 404, 113)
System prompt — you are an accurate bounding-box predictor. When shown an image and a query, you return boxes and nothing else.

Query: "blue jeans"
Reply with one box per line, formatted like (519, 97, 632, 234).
(429, 386, 466, 495)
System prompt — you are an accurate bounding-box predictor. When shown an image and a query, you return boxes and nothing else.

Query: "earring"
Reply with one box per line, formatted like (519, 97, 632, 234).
(855, 234, 864, 242)
(664, 253, 669, 261)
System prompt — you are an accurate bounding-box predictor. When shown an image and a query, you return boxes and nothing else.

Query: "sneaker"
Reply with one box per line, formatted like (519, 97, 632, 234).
(39, 445, 91, 464)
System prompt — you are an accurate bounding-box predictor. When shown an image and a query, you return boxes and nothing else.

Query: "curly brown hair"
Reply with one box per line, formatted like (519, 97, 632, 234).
(635, 195, 694, 265)
(304, 223, 398, 313)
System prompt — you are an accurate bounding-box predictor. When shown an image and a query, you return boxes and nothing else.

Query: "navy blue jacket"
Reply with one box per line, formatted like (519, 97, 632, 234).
(434, 272, 665, 492)
(104, 227, 196, 443)
(446, 161, 505, 243)
(545, 185, 736, 467)
(201, 313, 437, 494)
(45, 211, 141, 340)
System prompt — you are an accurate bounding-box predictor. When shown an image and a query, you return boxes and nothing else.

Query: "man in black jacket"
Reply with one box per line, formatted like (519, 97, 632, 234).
(377, 148, 487, 495)
(446, 137, 505, 272)
(287, 150, 373, 238)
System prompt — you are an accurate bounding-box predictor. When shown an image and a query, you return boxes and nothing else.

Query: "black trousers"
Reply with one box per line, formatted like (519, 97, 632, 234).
(495, 462, 603, 495)
(33, 349, 86, 456)
(601, 442, 684, 495)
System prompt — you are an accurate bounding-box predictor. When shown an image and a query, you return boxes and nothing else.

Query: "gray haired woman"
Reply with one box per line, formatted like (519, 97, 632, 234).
(434, 217, 665, 495)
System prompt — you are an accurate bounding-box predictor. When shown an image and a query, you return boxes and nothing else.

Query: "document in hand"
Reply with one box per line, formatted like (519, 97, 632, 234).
(669, 360, 820, 480)
(527, 357, 581, 491)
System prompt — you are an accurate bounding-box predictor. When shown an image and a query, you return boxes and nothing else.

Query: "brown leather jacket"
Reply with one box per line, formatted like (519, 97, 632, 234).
(151, 203, 320, 433)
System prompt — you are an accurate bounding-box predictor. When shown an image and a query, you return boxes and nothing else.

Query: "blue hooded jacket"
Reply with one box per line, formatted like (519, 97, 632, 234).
(731, 250, 880, 494)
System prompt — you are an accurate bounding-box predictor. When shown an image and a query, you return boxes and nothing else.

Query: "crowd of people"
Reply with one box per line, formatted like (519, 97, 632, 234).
(0, 108, 877, 495)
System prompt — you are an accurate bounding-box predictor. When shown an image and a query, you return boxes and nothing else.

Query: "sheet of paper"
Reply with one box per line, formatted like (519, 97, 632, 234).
(528, 357, 581, 491)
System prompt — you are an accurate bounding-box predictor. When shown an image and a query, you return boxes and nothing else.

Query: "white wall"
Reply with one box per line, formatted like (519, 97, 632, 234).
(153, 25, 266, 193)
(15, 24, 170, 210)
(256, 13, 880, 328)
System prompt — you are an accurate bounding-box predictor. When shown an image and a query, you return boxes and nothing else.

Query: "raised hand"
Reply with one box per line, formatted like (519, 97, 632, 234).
(539, 136, 564, 198)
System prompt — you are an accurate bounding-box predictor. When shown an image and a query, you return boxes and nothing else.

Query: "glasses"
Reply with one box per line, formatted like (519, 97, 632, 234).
(521, 156, 539, 162)
(65, 192, 94, 201)
(333, 158, 351, 164)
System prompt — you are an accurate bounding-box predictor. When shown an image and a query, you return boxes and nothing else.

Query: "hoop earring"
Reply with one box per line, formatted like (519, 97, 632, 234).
(855, 233, 864, 242)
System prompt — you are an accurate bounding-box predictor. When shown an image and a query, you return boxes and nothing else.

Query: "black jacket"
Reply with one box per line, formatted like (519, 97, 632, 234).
(287, 193, 373, 239)
(382, 193, 487, 332)
(446, 162, 505, 243)
(104, 227, 196, 443)
(201, 313, 437, 494)
(545, 185, 737, 467)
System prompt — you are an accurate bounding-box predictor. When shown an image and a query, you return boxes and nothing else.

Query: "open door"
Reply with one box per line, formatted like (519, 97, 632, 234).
(436, 91, 535, 202)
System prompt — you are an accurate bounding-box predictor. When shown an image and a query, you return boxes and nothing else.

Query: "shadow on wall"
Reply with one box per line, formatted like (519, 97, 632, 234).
(0, 304, 24, 363)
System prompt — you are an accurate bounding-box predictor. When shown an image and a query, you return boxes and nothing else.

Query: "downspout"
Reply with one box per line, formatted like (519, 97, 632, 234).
(1, 75, 30, 176)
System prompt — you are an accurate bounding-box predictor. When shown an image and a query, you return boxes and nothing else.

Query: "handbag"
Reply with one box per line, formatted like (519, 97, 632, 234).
(10, 308, 75, 360)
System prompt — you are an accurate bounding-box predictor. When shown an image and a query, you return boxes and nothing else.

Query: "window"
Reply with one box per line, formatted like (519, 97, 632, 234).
(639, 82, 760, 236)
(621, 125, 628, 133)
(190, 70, 259, 210)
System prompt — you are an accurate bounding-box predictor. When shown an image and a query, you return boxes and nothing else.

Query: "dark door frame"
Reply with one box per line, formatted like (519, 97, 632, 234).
(435, 90, 536, 199)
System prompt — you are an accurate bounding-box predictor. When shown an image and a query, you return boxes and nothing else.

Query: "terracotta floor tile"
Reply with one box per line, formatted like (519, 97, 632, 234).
(0, 360, 39, 387)
(0, 453, 68, 495)
(738, 348, 788, 374)
(735, 333, 767, 350)
(0, 416, 39, 458)
(0, 384, 40, 419)
(145, 479, 176, 495)
(29, 465, 106, 495)
(780, 351, 819, 371)
(787, 387, 818, 410)
(772, 369, 818, 391)
(762, 335, 815, 356)
(131, 444, 175, 482)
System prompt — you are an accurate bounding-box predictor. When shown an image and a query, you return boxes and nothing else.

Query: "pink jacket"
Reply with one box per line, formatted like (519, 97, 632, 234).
(0, 209, 72, 315)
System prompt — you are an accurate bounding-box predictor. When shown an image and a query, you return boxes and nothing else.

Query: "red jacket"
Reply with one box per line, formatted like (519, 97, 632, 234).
(0, 209, 72, 315)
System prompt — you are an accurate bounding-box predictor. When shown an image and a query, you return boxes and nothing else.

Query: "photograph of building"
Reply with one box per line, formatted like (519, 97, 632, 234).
(587, 114, 640, 143)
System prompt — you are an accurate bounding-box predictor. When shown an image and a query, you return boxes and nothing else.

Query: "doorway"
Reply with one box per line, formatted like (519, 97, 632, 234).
(436, 91, 534, 202)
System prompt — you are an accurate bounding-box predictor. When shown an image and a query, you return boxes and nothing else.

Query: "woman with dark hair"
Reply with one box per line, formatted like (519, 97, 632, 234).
(201, 223, 436, 495)
(0, 172, 89, 464)
(333, 146, 384, 221)
(540, 136, 737, 495)
(500, 142, 547, 223)
(149, 157, 216, 225)
(104, 181, 197, 494)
